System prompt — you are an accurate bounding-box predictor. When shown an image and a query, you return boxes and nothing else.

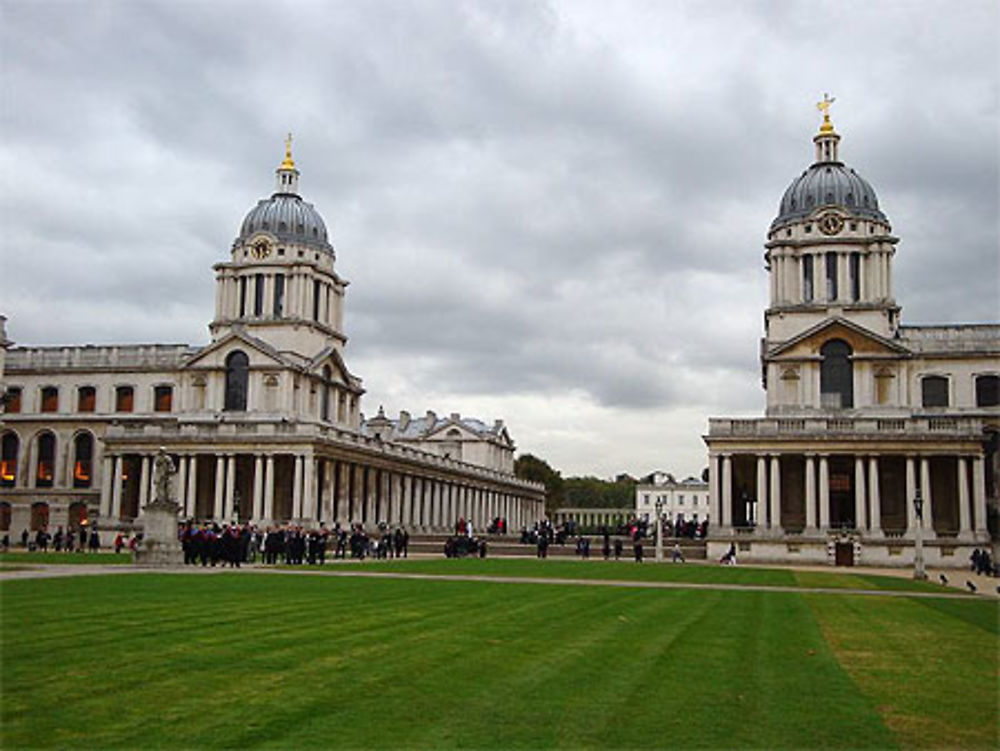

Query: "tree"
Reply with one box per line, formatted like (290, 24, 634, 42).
(514, 454, 565, 517)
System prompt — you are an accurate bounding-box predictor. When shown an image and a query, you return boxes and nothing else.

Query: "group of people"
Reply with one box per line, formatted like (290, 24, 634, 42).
(179, 521, 412, 567)
(970, 548, 996, 577)
(10, 526, 102, 553)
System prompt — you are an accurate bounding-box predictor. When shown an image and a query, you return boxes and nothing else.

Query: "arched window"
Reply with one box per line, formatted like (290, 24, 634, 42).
(73, 433, 94, 488)
(36, 432, 56, 488)
(77, 386, 96, 412)
(0, 501, 10, 531)
(30, 502, 49, 531)
(1, 432, 18, 487)
(921, 376, 949, 408)
(820, 340, 853, 409)
(321, 366, 332, 421)
(225, 351, 249, 411)
(975, 375, 999, 407)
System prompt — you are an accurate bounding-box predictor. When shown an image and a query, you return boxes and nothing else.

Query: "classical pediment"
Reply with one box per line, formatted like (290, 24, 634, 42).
(181, 329, 293, 370)
(767, 317, 911, 360)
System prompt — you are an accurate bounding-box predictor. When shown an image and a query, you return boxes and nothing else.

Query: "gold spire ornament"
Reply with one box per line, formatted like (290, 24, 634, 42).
(817, 93, 836, 133)
(280, 132, 296, 169)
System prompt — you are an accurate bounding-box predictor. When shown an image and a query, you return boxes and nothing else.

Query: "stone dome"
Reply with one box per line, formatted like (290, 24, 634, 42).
(237, 193, 331, 251)
(770, 161, 887, 231)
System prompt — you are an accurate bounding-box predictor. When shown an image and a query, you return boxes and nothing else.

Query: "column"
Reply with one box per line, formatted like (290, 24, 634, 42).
(100, 455, 114, 518)
(769, 454, 782, 534)
(139, 455, 151, 509)
(225, 454, 236, 521)
(364, 466, 376, 526)
(176, 454, 188, 516)
(818, 455, 830, 530)
(264, 455, 275, 521)
(756, 455, 768, 529)
(187, 456, 198, 519)
(252, 455, 263, 523)
(805, 455, 817, 531)
(972, 456, 987, 535)
(868, 457, 882, 536)
(905, 456, 917, 534)
(957, 456, 971, 538)
(335, 462, 349, 524)
(292, 454, 303, 520)
(720, 455, 733, 528)
(302, 454, 316, 521)
(920, 457, 934, 534)
(111, 455, 123, 520)
(708, 452, 720, 528)
(213, 456, 226, 520)
(401, 475, 413, 526)
(854, 456, 866, 531)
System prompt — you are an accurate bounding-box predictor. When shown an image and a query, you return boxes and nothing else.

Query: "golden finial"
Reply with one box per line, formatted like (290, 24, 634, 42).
(817, 93, 836, 133)
(280, 132, 296, 169)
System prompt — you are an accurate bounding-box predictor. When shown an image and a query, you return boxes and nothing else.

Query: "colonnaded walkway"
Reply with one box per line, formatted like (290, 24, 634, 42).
(1, 558, 996, 600)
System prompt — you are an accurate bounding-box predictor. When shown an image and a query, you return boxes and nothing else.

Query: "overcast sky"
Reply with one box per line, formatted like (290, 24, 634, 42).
(1, 0, 997, 480)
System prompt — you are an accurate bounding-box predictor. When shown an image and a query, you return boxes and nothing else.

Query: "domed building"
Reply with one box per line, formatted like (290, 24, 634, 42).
(704, 101, 999, 568)
(0, 142, 544, 538)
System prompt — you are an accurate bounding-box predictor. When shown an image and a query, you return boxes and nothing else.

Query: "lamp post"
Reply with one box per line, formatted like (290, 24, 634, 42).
(655, 499, 664, 563)
(913, 488, 927, 581)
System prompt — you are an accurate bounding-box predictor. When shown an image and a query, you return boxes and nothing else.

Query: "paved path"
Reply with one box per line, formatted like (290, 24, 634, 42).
(1, 561, 995, 601)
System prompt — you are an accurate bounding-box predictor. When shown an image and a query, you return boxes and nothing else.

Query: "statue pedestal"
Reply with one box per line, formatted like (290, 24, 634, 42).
(134, 499, 183, 567)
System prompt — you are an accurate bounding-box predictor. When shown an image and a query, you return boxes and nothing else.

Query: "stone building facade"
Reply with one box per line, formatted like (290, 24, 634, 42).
(704, 107, 999, 567)
(0, 144, 544, 536)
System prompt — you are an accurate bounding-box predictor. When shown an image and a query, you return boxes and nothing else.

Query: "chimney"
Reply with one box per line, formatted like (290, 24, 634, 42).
(425, 410, 437, 428)
(398, 410, 410, 431)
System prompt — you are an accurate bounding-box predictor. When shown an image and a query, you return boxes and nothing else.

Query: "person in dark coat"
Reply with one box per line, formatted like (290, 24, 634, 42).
(88, 528, 101, 552)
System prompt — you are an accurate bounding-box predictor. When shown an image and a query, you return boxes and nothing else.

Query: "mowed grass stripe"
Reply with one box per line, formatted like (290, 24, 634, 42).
(1, 573, 914, 749)
(807, 594, 999, 750)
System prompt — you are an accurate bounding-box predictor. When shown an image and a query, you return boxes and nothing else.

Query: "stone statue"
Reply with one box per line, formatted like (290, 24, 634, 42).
(152, 447, 176, 503)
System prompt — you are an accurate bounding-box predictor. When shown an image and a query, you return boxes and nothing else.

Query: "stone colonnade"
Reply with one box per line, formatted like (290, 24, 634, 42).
(551, 509, 629, 528)
(707, 450, 988, 540)
(98, 448, 541, 532)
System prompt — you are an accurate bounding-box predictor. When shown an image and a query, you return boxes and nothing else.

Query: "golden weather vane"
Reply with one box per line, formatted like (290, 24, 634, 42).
(817, 93, 836, 133)
(280, 132, 295, 169)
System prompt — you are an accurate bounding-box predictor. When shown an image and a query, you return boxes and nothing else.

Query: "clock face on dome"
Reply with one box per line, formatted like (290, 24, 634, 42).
(249, 237, 273, 260)
(818, 212, 845, 236)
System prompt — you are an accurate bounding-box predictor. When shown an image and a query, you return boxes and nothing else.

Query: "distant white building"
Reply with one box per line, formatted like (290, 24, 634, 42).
(635, 472, 710, 524)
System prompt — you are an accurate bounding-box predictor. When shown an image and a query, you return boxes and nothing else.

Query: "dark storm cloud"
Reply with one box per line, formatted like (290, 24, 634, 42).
(1, 0, 996, 475)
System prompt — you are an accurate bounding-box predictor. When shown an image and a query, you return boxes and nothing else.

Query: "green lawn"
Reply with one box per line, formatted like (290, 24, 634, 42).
(0, 551, 133, 566)
(1, 567, 996, 749)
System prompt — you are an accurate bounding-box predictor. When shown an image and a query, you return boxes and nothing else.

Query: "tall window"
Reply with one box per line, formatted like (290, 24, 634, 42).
(115, 385, 134, 413)
(154, 385, 173, 412)
(321, 366, 331, 421)
(77, 386, 96, 412)
(820, 339, 853, 409)
(273, 274, 285, 317)
(921, 376, 949, 408)
(36, 432, 55, 488)
(1, 432, 18, 487)
(849, 252, 861, 301)
(802, 255, 814, 302)
(225, 351, 249, 411)
(40, 386, 59, 413)
(975, 375, 999, 407)
(73, 433, 94, 488)
(313, 280, 321, 321)
(239, 277, 248, 317)
(3, 386, 21, 413)
(825, 253, 838, 301)
(254, 274, 264, 316)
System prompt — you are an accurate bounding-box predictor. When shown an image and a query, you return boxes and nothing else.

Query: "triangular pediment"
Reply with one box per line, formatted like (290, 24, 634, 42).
(182, 329, 292, 370)
(425, 420, 483, 441)
(306, 346, 363, 393)
(767, 317, 911, 359)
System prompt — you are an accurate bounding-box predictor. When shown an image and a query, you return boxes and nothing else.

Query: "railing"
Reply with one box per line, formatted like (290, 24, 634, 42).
(708, 416, 983, 437)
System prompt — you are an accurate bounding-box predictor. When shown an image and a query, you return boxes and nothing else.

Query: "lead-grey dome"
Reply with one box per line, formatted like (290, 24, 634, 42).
(771, 161, 887, 231)
(237, 193, 332, 251)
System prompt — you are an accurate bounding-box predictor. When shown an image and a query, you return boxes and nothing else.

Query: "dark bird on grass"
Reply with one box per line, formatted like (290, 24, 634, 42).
(966, 580, 977, 593)
(939, 574, 948, 585)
